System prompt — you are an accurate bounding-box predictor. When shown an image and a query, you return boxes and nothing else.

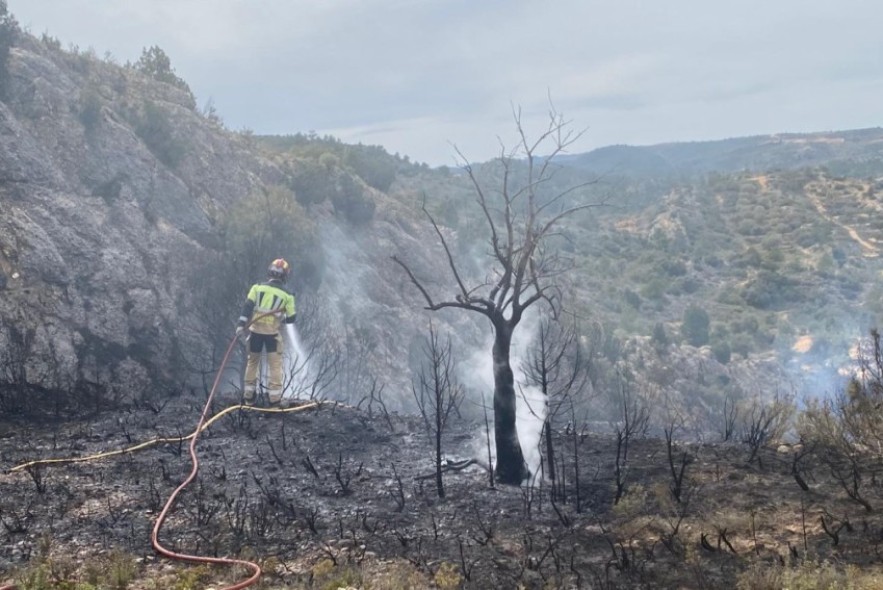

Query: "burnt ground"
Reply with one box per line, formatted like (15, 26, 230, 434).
(2, 390, 883, 589)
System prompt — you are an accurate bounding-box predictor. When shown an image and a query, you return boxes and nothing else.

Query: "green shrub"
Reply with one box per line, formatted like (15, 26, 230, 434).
(223, 186, 322, 288)
(651, 322, 669, 349)
(172, 565, 211, 590)
(92, 172, 127, 202)
(712, 340, 731, 364)
(289, 158, 330, 205)
(640, 277, 669, 301)
(79, 88, 102, 132)
(134, 101, 188, 168)
(433, 562, 463, 589)
(369, 561, 430, 589)
(331, 173, 375, 225)
(678, 276, 701, 294)
(16, 564, 51, 590)
(623, 289, 641, 309)
(310, 559, 363, 590)
(681, 305, 710, 346)
(740, 270, 801, 310)
(730, 333, 754, 358)
(343, 144, 397, 191)
(134, 45, 193, 99)
(105, 551, 136, 590)
(318, 151, 339, 170)
(40, 32, 62, 52)
(661, 258, 687, 276)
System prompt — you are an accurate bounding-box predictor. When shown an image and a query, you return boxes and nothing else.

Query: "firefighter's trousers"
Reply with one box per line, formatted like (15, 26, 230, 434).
(244, 332, 284, 403)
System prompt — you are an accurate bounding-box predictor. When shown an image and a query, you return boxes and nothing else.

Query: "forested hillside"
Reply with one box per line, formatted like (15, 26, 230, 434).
(382, 133, 883, 427)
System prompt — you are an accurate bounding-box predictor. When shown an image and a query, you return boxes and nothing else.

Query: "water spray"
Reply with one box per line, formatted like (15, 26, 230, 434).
(282, 323, 312, 402)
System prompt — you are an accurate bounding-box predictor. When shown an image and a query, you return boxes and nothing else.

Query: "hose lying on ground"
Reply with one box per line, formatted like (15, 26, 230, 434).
(2, 313, 318, 590)
(151, 325, 264, 590)
(8, 401, 320, 474)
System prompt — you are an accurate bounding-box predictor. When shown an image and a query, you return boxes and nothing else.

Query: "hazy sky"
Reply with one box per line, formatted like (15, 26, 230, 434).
(10, 0, 883, 166)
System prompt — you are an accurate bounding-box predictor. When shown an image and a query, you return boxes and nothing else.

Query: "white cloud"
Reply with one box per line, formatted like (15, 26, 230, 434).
(10, 0, 883, 165)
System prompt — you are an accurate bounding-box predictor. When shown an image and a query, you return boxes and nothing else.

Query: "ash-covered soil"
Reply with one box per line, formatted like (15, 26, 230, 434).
(2, 390, 883, 589)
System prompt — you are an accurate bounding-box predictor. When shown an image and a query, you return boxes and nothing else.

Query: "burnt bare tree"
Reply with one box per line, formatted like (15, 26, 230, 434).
(664, 421, 692, 504)
(412, 322, 464, 498)
(740, 393, 793, 469)
(521, 315, 589, 490)
(393, 108, 603, 484)
(339, 322, 381, 406)
(613, 377, 649, 504)
(720, 394, 739, 442)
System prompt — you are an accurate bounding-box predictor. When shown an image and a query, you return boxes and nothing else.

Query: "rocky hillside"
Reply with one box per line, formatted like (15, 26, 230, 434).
(0, 33, 273, 405)
(0, 30, 450, 416)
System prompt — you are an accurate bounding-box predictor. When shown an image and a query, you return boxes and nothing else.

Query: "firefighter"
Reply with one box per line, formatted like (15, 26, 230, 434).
(235, 258, 296, 406)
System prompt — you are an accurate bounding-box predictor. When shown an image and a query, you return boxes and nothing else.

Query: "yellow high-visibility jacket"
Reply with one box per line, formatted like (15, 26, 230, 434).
(237, 280, 296, 335)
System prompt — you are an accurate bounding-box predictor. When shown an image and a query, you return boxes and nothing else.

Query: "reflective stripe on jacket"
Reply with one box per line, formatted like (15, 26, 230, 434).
(240, 281, 296, 335)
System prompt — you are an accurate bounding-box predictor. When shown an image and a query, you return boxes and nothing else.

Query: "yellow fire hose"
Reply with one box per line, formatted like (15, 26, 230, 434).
(2, 311, 328, 590)
(7, 402, 321, 474)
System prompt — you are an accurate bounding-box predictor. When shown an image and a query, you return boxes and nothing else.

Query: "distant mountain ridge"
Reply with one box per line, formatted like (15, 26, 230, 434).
(558, 127, 883, 177)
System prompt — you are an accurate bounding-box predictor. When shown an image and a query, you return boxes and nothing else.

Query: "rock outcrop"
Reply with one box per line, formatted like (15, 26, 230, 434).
(0, 36, 279, 403)
(0, 34, 455, 411)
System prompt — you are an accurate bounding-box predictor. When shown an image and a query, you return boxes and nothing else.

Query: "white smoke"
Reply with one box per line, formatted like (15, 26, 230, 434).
(516, 384, 547, 485)
(459, 312, 547, 484)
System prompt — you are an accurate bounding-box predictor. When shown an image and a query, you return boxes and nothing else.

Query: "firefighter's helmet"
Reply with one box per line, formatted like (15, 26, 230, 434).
(267, 258, 291, 282)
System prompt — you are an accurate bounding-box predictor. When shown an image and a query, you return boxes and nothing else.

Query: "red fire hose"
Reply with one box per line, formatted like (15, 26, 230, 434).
(2, 313, 292, 590)
(149, 325, 262, 590)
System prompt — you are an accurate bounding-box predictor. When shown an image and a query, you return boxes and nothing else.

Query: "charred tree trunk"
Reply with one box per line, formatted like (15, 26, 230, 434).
(544, 419, 556, 483)
(412, 322, 462, 498)
(493, 322, 528, 485)
(436, 401, 445, 498)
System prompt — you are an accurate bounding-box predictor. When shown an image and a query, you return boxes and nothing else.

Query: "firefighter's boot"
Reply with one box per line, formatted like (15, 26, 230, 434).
(243, 385, 256, 406)
(268, 389, 283, 406)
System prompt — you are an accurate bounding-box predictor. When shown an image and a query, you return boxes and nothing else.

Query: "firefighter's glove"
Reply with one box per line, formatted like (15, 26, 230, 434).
(235, 325, 246, 341)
